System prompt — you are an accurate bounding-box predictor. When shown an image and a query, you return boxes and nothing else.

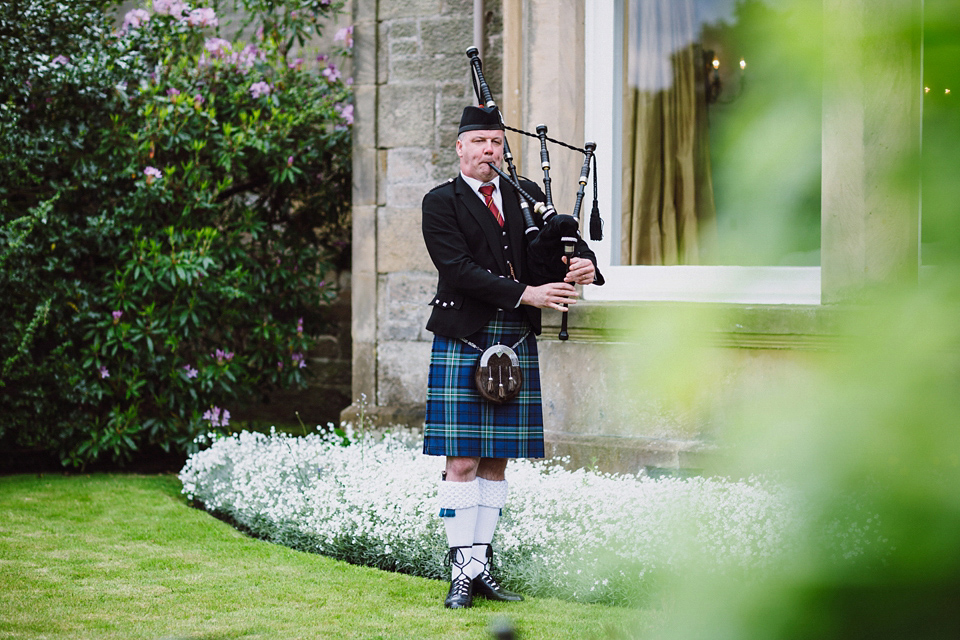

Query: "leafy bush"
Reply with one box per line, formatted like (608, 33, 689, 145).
(0, 0, 352, 468)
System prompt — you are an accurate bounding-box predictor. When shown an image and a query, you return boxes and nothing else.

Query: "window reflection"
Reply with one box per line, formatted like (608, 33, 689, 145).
(920, 0, 960, 266)
(622, 0, 822, 266)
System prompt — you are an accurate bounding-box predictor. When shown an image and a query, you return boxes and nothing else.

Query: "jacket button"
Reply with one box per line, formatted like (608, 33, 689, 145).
(442, 302, 448, 307)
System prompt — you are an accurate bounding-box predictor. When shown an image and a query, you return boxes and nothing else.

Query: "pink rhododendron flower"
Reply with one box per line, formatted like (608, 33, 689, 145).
(249, 81, 271, 98)
(166, 87, 180, 97)
(112, 310, 123, 323)
(321, 63, 341, 83)
(291, 353, 306, 369)
(335, 103, 354, 125)
(334, 25, 354, 48)
(98, 366, 110, 379)
(202, 406, 230, 427)
(194, 93, 205, 105)
(187, 7, 218, 27)
(153, 0, 188, 18)
(232, 45, 264, 72)
(144, 166, 162, 184)
(204, 37, 232, 58)
(288, 57, 304, 71)
(183, 365, 198, 379)
(51, 55, 69, 66)
(122, 8, 150, 31)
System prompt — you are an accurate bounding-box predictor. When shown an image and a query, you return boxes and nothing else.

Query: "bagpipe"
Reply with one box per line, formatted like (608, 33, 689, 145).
(465, 47, 602, 341)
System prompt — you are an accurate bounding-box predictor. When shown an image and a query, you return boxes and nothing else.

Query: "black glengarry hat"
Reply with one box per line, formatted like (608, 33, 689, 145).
(458, 105, 504, 135)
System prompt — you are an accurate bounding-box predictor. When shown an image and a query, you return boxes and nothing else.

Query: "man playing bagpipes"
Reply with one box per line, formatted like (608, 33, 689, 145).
(421, 104, 602, 609)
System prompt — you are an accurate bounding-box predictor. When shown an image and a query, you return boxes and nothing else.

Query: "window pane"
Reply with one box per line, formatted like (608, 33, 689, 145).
(621, 0, 822, 266)
(921, 0, 960, 266)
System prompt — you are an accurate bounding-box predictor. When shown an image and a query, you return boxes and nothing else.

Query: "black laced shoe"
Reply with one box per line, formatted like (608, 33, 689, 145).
(471, 544, 523, 602)
(444, 546, 474, 609)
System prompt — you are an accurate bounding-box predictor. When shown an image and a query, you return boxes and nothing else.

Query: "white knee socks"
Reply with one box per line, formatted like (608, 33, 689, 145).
(437, 477, 509, 580)
(437, 479, 480, 580)
(473, 478, 508, 577)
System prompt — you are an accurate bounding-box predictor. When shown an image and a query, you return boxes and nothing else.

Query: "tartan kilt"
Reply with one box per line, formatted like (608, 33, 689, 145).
(423, 309, 545, 459)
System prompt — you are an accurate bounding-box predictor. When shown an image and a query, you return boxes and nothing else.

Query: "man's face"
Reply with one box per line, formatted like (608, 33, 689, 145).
(457, 129, 503, 182)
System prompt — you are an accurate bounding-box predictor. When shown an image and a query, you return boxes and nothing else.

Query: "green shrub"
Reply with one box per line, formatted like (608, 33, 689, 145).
(0, 0, 352, 468)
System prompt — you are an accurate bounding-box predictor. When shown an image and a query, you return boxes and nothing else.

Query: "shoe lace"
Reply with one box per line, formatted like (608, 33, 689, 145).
(446, 547, 473, 597)
(451, 573, 472, 597)
(445, 546, 472, 568)
(480, 568, 504, 589)
(476, 543, 502, 587)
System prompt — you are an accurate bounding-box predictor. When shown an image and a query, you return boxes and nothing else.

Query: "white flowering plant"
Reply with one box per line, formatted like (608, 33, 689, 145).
(180, 428, 819, 605)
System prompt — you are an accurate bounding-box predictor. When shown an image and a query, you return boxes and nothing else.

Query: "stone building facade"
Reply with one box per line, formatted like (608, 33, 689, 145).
(345, 0, 506, 426)
(343, 0, 923, 473)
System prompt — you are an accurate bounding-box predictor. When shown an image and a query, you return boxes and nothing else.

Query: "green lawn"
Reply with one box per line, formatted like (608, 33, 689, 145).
(0, 474, 648, 639)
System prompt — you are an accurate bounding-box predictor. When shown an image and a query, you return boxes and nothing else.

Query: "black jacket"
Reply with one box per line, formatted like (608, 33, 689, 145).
(421, 174, 601, 338)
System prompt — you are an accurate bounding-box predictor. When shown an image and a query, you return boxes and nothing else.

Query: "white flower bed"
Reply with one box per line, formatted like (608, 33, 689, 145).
(179, 428, 797, 604)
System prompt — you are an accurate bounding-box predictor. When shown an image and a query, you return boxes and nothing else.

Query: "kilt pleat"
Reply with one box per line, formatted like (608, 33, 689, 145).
(423, 309, 544, 459)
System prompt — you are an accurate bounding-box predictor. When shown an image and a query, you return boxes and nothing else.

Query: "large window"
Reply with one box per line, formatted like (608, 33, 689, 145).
(585, 0, 823, 303)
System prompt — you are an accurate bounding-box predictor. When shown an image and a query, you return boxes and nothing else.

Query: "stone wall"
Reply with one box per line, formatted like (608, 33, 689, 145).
(344, 0, 504, 426)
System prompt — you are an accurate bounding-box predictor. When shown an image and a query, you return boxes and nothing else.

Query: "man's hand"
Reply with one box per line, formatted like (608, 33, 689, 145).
(520, 282, 579, 311)
(562, 256, 596, 285)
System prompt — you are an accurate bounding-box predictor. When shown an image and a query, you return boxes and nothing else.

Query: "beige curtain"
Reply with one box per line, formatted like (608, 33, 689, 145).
(622, 0, 716, 265)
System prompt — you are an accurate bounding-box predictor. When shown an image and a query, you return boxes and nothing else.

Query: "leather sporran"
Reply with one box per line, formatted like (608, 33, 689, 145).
(474, 344, 523, 404)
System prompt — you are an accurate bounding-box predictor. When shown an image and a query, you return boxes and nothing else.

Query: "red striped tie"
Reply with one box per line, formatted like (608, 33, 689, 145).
(479, 184, 503, 227)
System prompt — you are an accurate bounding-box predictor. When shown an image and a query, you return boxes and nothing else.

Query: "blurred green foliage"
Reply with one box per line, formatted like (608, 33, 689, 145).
(920, 0, 960, 265)
(648, 277, 960, 640)
(624, 0, 960, 637)
(704, 0, 823, 265)
(0, 0, 351, 468)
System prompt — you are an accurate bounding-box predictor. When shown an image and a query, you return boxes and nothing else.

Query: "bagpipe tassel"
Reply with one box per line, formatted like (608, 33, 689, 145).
(589, 155, 603, 241)
(590, 200, 603, 241)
